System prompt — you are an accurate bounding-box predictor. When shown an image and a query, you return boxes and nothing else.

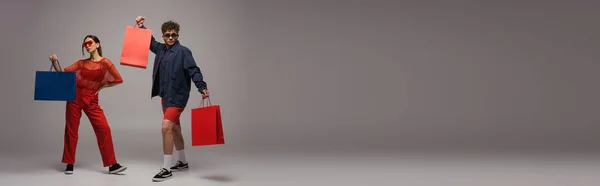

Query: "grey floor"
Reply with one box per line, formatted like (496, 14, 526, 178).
(1, 149, 600, 186)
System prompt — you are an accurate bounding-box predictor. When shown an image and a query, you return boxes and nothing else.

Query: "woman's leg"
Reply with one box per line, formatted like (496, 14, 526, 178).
(62, 100, 82, 165)
(83, 95, 117, 167)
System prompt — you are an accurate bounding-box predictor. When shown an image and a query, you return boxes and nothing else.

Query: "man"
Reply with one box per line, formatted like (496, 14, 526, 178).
(135, 16, 210, 182)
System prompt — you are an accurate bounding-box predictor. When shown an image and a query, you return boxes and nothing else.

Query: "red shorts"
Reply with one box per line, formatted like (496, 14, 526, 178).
(161, 99, 185, 125)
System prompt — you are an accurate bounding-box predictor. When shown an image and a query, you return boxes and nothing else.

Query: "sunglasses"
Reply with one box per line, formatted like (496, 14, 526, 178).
(163, 33, 179, 38)
(82, 40, 95, 47)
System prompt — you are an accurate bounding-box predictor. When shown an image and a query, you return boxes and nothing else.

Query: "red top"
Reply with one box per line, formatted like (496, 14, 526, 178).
(63, 58, 123, 91)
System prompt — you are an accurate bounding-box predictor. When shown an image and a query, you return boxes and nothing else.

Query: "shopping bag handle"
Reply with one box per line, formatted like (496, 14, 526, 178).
(49, 60, 62, 72)
(200, 97, 212, 107)
(133, 19, 143, 29)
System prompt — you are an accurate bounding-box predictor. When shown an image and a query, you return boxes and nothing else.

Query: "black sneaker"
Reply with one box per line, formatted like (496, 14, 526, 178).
(169, 161, 189, 171)
(109, 163, 127, 174)
(64, 164, 74, 175)
(152, 168, 172, 182)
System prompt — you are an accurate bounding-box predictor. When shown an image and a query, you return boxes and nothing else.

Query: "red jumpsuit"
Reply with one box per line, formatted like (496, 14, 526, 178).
(61, 58, 123, 167)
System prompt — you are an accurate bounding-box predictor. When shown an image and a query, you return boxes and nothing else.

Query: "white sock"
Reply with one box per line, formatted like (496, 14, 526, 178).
(163, 155, 172, 169)
(177, 150, 187, 164)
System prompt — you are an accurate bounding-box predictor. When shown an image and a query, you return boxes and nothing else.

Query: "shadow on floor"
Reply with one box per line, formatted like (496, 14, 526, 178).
(200, 174, 236, 182)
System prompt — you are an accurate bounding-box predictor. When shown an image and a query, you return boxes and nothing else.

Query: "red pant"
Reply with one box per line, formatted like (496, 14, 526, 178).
(161, 98, 184, 125)
(62, 88, 117, 167)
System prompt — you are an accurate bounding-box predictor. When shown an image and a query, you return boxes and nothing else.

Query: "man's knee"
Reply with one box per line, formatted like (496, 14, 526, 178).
(162, 120, 174, 133)
(172, 124, 181, 132)
(172, 126, 183, 136)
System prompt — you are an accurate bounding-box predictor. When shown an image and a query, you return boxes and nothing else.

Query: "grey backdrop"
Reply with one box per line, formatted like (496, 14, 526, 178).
(1, 0, 600, 158)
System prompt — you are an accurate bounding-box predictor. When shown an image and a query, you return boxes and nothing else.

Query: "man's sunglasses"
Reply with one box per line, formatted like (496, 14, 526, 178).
(163, 33, 179, 38)
(82, 40, 95, 47)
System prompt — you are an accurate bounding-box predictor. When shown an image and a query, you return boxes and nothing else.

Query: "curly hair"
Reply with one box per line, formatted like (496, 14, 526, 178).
(161, 20, 180, 34)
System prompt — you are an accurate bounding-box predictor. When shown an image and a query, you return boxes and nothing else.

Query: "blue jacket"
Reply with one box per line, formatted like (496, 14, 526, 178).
(141, 26, 208, 108)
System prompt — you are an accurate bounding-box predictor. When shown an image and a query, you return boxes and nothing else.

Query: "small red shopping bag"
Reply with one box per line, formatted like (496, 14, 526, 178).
(191, 98, 224, 146)
(120, 25, 152, 68)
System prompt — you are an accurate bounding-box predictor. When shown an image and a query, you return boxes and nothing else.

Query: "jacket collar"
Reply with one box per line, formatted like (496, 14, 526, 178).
(165, 40, 181, 52)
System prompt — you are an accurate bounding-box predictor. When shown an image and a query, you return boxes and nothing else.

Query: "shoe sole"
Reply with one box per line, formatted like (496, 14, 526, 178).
(64, 171, 73, 175)
(170, 167, 189, 172)
(109, 166, 127, 174)
(152, 176, 172, 182)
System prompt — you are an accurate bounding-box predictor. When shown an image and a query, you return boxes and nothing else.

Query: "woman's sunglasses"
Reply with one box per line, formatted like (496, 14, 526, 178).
(82, 40, 95, 47)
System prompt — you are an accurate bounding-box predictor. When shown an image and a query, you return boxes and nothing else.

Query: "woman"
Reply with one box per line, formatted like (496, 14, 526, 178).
(48, 35, 127, 175)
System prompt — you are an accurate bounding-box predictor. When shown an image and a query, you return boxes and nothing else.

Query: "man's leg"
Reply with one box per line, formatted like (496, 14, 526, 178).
(171, 124, 189, 171)
(173, 125, 184, 151)
(162, 119, 175, 167)
(153, 105, 183, 182)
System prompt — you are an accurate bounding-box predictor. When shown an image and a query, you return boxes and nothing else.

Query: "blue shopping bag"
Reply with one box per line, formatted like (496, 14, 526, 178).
(34, 61, 76, 101)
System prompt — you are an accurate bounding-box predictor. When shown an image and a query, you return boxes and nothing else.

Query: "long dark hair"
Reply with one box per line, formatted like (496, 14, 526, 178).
(82, 35, 102, 57)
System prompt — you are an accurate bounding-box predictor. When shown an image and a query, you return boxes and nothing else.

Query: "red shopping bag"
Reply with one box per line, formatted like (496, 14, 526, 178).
(120, 25, 152, 68)
(191, 98, 224, 146)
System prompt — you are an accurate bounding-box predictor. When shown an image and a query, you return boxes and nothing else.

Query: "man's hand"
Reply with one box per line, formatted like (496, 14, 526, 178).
(202, 89, 210, 99)
(135, 16, 145, 27)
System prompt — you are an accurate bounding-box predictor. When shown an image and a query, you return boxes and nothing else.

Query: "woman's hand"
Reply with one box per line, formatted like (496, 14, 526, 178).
(96, 84, 108, 95)
(49, 54, 58, 63)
